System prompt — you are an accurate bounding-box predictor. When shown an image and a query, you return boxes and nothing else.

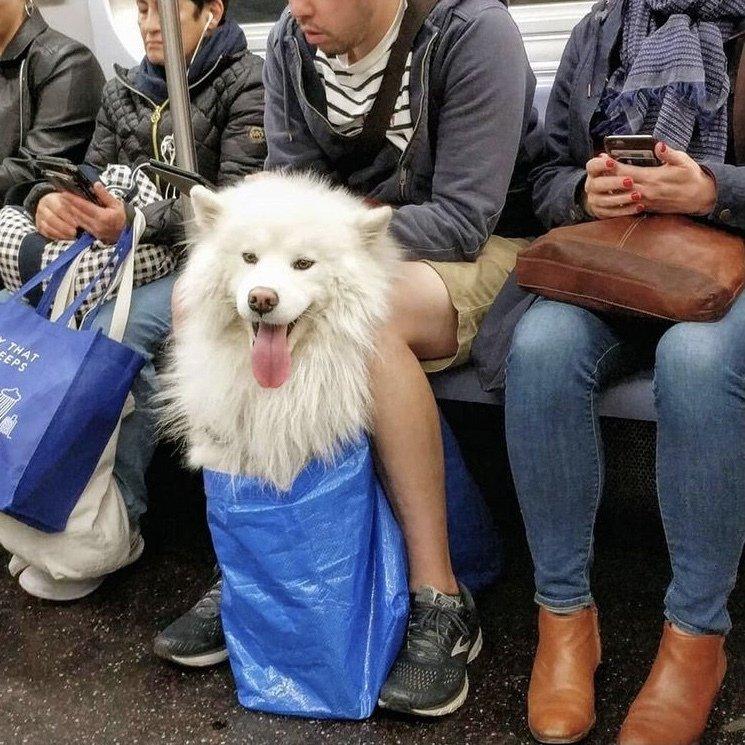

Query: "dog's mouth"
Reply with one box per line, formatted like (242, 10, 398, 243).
(250, 319, 299, 389)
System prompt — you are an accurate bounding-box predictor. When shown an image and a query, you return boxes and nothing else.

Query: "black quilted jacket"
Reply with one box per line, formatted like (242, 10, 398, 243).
(29, 48, 266, 248)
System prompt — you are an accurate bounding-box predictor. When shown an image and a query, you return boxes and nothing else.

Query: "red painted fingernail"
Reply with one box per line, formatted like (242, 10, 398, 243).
(636, 204, 645, 213)
(606, 159, 615, 168)
(660, 142, 667, 153)
(631, 191, 642, 202)
(623, 178, 633, 189)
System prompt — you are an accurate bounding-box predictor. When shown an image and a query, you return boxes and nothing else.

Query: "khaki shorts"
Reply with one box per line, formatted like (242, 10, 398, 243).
(419, 235, 526, 373)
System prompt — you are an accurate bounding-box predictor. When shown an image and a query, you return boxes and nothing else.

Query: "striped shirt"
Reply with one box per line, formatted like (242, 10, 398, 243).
(314, 0, 414, 152)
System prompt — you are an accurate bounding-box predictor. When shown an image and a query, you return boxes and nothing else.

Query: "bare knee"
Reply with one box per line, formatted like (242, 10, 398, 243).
(384, 262, 458, 358)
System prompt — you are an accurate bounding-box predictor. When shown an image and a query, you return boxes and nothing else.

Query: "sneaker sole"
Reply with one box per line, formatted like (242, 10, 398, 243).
(156, 647, 229, 668)
(17, 570, 104, 602)
(378, 627, 483, 717)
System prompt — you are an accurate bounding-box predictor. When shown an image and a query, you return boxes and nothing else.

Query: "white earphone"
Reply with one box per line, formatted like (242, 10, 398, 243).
(189, 10, 216, 67)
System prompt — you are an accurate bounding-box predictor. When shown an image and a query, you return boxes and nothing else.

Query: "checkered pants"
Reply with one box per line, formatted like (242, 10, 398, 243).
(0, 165, 178, 315)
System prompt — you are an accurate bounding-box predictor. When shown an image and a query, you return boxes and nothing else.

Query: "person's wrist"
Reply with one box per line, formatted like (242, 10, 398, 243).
(579, 189, 595, 219)
(692, 165, 717, 216)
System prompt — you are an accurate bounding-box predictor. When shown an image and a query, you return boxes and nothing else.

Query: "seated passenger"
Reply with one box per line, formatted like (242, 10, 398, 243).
(17, 0, 266, 597)
(156, 0, 542, 718)
(0, 0, 103, 205)
(505, 1, 745, 743)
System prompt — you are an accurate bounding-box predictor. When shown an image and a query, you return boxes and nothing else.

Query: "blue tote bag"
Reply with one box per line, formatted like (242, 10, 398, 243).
(206, 436, 410, 720)
(0, 224, 145, 533)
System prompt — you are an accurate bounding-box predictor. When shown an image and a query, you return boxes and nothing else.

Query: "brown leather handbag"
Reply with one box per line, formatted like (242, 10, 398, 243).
(517, 28, 745, 323)
(517, 214, 745, 321)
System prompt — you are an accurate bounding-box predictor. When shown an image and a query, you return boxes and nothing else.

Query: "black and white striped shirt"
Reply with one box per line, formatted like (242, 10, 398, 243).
(314, 0, 414, 152)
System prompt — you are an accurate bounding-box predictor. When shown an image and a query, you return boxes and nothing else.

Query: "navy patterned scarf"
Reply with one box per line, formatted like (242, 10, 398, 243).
(134, 19, 247, 105)
(593, 0, 745, 162)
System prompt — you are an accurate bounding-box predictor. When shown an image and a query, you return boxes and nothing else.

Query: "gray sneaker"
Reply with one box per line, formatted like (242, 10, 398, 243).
(378, 583, 482, 716)
(153, 573, 228, 668)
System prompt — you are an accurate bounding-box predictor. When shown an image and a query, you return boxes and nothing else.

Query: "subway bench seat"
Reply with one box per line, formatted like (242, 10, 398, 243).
(428, 366, 657, 422)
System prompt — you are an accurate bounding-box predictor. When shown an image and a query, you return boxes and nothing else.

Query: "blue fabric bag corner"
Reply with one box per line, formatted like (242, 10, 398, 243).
(0, 229, 145, 532)
(206, 435, 409, 720)
(441, 414, 503, 592)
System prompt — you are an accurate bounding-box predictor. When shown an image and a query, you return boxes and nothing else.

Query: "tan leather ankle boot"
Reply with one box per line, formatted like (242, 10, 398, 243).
(618, 622, 726, 745)
(527, 606, 601, 744)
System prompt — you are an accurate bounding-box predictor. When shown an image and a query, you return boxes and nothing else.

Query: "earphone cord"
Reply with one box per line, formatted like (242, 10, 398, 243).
(189, 12, 214, 70)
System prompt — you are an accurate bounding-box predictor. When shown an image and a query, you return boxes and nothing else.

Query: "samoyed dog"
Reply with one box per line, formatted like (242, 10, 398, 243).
(160, 173, 400, 490)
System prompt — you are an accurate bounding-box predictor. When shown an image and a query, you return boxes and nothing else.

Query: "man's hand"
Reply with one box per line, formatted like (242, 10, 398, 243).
(65, 182, 127, 244)
(612, 142, 717, 217)
(582, 156, 643, 220)
(35, 192, 80, 241)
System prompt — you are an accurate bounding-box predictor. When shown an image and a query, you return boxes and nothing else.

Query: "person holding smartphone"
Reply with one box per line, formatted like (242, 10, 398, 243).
(502, 2, 745, 744)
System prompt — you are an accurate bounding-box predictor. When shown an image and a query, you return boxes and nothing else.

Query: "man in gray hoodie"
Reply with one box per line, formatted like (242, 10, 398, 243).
(159, 0, 541, 717)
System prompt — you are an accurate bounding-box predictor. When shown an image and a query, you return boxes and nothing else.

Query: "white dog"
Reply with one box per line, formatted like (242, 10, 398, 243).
(159, 173, 400, 490)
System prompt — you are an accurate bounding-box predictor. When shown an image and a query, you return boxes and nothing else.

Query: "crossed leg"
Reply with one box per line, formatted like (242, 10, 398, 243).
(370, 261, 460, 594)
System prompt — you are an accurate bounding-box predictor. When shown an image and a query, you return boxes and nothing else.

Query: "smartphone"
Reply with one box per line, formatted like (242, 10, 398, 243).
(33, 156, 102, 204)
(145, 159, 215, 194)
(604, 135, 661, 167)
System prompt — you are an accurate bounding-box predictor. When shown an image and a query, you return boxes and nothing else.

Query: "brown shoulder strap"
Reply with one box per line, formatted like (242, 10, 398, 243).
(336, 0, 438, 179)
(734, 32, 745, 165)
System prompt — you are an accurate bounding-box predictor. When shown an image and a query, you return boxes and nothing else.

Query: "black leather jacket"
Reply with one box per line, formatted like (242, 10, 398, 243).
(0, 9, 104, 201)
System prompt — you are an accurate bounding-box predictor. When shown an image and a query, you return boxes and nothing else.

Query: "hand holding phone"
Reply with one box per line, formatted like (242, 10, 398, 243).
(27, 155, 102, 205)
(604, 135, 661, 167)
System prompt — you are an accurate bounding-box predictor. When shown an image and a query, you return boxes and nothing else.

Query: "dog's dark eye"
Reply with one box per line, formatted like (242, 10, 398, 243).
(292, 258, 315, 271)
(242, 252, 258, 265)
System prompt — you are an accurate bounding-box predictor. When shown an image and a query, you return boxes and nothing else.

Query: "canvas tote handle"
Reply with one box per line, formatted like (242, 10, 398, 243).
(50, 210, 145, 343)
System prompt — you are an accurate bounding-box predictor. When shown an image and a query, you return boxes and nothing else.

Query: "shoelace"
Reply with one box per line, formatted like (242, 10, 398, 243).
(406, 601, 470, 658)
(193, 579, 222, 619)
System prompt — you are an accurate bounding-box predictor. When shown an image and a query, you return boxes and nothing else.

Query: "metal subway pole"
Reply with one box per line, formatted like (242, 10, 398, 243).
(159, 0, 197, 220)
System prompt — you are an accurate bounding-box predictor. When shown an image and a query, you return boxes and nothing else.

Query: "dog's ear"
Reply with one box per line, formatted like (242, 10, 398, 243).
(190, 186, 222, 231)
(356, 205, 393, 245)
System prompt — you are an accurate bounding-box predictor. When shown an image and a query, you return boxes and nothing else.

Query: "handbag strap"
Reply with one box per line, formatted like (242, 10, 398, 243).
(55, 210, 145, 342)
(733, 31, 745, 165)
(101, 210, 142, 343)
(13, 233, 96, 310)
(335, 0, 438, 178)
(49, 251, 86, 324)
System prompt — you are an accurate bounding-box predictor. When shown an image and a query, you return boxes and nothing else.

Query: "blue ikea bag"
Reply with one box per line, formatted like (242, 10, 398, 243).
(207, 417, 500, 720)
(0, 228, 145, 533)
(206, 436, 409, 720)
(440, 415, 503, 591)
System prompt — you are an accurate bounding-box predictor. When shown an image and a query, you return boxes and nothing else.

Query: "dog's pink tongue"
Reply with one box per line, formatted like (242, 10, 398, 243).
(252, 323, 291, 388)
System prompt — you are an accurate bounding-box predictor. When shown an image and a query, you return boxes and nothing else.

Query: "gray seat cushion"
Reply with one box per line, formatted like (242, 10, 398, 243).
(428, 365, 656, 422)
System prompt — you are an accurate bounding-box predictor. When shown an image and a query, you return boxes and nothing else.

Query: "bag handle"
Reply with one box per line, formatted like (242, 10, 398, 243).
(55, 210, 145, 341)
(335, 0, 438, 178)
(98, 210, 143, 343)
(12, 233, 96, 310)
(49, 252, 86, 325)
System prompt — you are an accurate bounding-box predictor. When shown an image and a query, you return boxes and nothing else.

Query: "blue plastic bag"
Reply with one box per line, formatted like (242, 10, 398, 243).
(206, 436, 409, 720)
(440, 415, 503, 591)
(0, 230, 145, 532)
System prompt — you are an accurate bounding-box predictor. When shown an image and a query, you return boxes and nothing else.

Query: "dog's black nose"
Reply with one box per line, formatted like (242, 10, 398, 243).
(249, 287, 279, 315)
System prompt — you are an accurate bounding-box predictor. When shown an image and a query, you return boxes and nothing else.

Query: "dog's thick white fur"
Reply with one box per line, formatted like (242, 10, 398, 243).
(159, 173, 400, 490)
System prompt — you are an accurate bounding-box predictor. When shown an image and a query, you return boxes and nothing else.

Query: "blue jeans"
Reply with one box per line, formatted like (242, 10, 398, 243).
(505, 293, 745, 635)
(91, 273, 177, 524)
(1, 273, 177, 525)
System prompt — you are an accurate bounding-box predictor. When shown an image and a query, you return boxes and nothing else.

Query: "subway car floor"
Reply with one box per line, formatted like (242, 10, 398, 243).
(1, 404, 743, 745)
